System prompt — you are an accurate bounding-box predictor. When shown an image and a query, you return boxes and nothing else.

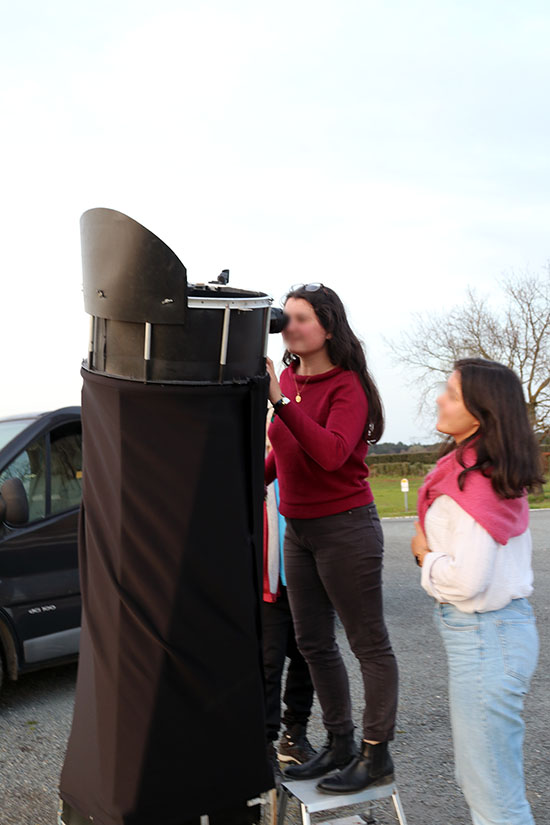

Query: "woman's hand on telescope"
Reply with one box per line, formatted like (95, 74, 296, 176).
(266, 358, 283, 405)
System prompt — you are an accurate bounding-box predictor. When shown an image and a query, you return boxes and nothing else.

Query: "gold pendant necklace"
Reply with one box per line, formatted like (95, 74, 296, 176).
(293, 372, 312, 403)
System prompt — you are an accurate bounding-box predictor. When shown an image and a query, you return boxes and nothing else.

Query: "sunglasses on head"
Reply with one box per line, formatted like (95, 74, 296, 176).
(289, 283, 325, 293)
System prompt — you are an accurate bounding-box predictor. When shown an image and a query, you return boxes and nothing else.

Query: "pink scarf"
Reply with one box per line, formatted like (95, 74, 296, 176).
(417, 446, 529, 545)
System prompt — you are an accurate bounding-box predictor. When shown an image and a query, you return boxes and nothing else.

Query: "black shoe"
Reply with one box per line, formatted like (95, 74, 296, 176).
(277, 725, 316, 765)
(266, 740, 282, 789)
(316, 740, 394, 795)
(283, 731, 356, 781)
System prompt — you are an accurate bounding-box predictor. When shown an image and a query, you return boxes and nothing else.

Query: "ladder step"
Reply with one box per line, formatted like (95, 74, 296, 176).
(281, 778, 396, 813)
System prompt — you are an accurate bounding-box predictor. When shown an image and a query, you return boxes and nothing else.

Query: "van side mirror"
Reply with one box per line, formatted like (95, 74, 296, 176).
(0, 478, 29, 525)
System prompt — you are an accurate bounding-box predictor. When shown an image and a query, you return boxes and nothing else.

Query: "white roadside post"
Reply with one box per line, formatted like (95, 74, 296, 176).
(401, 478, 409, 512)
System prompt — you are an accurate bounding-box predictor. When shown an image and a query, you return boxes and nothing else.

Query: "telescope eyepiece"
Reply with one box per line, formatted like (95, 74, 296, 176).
(269, 308, 289, 334)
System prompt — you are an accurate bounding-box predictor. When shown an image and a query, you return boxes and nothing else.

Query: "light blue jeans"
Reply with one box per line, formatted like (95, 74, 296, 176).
(435, 599, 538, 825)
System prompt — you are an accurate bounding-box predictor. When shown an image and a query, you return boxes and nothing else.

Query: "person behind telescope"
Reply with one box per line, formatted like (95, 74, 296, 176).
(265, 283, 398, 795)
(263, 467, 315, 785)
(412, 358, 542, 825)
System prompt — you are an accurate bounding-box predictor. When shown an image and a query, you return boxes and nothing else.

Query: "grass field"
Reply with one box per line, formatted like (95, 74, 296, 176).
(370, 475, 550, 518)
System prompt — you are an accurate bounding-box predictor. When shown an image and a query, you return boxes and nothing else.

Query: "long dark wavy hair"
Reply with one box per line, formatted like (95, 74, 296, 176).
(441, 358, 545, 497)
(282, 285, 384, 443)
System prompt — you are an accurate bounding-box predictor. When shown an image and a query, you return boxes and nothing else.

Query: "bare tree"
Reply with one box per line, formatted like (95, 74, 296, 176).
(387, 267, 550, 441)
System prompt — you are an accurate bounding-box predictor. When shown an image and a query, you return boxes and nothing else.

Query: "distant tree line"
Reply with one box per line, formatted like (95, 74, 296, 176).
(369, 441, 440, 455)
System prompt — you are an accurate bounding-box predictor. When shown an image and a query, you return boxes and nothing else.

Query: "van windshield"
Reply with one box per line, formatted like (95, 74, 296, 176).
(0, 419, 36, 452)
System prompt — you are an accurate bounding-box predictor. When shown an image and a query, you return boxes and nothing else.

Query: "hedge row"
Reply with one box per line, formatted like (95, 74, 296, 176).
(367, 451, 550, 477)
(367, 461, 435, 477)
(366, 451, 438, 466)
(366, 451, 438, 478)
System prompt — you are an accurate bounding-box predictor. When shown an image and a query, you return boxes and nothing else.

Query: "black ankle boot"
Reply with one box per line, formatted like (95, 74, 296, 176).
(316, 740, 394, 794)
(283, 731, 356, 780)
(277, 724, 316, 764)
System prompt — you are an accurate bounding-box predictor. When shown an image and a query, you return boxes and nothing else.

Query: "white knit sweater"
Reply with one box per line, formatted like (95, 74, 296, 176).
(421, 495, 533, 613)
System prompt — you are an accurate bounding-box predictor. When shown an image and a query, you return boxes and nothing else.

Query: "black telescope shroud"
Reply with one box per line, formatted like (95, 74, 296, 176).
(59, 209, 273, 824)
(59, 370, 272, 824)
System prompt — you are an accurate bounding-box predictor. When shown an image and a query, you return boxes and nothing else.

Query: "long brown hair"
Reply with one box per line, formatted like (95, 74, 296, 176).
(282, 285, 384, 444)
(441, 358, 545, 497)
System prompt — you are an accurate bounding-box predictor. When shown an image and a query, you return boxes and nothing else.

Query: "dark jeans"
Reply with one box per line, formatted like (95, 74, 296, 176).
(284, 503, 398, 742)
(263, 586, 315, 742)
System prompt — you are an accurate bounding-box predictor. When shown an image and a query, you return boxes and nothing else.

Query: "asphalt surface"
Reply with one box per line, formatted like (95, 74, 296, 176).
(0, 511, 548, 825)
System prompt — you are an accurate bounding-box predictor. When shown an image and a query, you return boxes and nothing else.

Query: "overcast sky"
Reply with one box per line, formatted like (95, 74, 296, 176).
(1, 0, 549, 441)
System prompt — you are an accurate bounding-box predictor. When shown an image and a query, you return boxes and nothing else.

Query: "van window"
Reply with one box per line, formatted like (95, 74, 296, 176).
(0, 418, 37, 451)
(50, 424, 82, 515)
(0, 438, 46, 521)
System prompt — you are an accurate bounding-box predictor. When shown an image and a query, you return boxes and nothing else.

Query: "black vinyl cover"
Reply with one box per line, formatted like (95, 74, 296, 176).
(59, 369, 272, 824)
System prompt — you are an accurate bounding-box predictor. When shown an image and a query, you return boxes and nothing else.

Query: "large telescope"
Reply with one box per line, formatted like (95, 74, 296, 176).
(59, 209, 275, 825)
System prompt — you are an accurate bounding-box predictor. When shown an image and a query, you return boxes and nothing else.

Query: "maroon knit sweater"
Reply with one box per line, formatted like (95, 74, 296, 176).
(265, 364, 374, 518)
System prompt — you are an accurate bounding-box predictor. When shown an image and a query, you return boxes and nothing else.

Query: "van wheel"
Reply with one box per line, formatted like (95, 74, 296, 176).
(0, 652, 4, 695)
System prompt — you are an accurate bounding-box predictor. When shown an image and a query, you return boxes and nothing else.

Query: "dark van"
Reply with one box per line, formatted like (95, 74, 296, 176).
(0, 408, 82, 694)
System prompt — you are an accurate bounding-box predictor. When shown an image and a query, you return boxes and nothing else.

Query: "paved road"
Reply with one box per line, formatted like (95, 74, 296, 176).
(0, 512, 548, 825)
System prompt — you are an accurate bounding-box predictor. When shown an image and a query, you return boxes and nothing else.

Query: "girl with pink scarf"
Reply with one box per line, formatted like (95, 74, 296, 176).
(412, 358, 544, 825)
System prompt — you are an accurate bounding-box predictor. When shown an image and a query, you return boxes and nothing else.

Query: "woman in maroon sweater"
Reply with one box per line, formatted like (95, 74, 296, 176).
(265, 284, 398, 795)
